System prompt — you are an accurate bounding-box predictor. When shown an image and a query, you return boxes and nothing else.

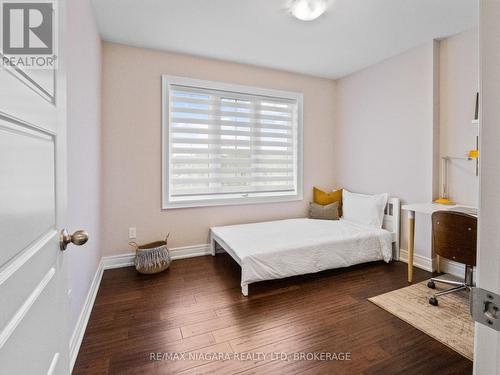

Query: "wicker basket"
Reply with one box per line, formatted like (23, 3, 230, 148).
(129, 234, 171, 274)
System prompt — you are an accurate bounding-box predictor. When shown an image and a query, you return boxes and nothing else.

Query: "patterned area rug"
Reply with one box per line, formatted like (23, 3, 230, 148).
(369, 278, 474, 360)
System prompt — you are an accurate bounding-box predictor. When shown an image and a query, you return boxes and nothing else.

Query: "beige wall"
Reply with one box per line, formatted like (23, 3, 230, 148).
(439, 28, 479, 206)
(101, 43, 336, 255)
(335, 41, 439, 258)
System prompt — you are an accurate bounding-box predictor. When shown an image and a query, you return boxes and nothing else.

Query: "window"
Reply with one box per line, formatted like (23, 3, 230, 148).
(162, 76, 303, 209)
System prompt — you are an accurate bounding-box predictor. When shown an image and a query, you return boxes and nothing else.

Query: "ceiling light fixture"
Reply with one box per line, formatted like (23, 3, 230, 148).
(289, 0, 327, 21)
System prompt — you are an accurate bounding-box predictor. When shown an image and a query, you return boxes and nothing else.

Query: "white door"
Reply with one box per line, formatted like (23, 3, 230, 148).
(473, 1, 500, 373)
(0, 1, 82, 374)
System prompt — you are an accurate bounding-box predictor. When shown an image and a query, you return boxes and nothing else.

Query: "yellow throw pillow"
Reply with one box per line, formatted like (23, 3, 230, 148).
(313, 187, 343, 216)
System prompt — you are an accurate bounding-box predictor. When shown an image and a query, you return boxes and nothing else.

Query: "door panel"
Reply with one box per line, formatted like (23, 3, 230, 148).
(18, 68, 56, 100)
(0, 264, 62, 374)
(0, 69, 57, 131)
(0, 119, 55, 265)
(0, 232, 57, 333)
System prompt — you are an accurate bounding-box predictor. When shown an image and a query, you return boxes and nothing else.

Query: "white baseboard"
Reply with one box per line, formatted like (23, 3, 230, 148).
(399, 249, 434, 272)
(101, 243, 213, 270)
(101, 252, 135, 270)
(440, 258, 466, 278)
(69, 259, 104, 372)
(171, 243, 213, 260)
(399, 248, 465, 278)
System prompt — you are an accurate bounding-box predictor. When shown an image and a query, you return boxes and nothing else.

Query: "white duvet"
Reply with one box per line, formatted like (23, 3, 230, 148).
(211, 218, 393, 288)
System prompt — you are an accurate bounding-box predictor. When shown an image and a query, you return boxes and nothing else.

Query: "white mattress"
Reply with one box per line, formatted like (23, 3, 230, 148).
(211, 218, 393, 288)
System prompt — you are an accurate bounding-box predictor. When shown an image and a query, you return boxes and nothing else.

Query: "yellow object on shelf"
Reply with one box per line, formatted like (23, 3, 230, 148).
(468, 149, 479, 159)
(434, 198, 455, 205)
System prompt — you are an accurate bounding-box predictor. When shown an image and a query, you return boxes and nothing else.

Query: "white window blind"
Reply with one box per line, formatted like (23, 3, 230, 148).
(163, 76, 302, 208)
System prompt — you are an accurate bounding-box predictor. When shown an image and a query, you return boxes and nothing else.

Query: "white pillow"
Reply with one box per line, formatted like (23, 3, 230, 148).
(342, 190, 389, 228)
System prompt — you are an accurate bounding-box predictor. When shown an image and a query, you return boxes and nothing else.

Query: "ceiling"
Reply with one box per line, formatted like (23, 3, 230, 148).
(91, 0, 476, 79)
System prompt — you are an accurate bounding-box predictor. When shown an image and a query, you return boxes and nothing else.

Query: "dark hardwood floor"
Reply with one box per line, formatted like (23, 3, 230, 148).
(73, 255, 472, 375)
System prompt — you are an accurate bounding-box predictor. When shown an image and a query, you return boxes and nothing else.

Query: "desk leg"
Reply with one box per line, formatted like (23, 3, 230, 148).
(408, 210, 415, 283)
(210, 234, 216, 256)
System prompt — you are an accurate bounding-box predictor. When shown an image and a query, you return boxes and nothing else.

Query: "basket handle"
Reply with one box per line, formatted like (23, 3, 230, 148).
(129, 234, 169, 251)
(128, 241, 139, 252)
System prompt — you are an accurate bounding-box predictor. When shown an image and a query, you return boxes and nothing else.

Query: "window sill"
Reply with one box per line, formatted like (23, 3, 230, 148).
(162, 193, 303, 210)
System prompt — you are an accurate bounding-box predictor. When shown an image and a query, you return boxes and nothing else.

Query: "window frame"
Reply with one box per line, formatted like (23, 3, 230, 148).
(162, 75, 303, 209)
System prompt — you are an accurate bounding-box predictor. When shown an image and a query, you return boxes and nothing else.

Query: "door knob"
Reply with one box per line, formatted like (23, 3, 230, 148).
(60, 229, 89, 250)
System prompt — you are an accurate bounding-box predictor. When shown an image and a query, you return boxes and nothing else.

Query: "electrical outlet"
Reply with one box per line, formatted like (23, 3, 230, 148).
(129, 227, 137, 239)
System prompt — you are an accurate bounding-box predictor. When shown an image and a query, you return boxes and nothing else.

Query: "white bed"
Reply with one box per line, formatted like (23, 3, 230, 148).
(210, 198, 400, 296)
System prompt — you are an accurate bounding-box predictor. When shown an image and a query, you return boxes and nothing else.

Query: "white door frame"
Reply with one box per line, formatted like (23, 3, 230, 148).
(473, 0, 500, 373)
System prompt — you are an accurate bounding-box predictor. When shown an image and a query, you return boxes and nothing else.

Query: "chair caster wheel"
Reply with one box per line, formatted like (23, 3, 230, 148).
(427, 281, 436, 289)
(429, 297, 438, 306)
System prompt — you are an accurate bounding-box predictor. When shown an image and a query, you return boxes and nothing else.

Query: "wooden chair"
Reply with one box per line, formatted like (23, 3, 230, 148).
(427, 210, 477, 306)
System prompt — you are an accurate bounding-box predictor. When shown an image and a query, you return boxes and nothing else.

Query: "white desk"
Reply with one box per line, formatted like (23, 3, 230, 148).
(401, 203, 478, 282)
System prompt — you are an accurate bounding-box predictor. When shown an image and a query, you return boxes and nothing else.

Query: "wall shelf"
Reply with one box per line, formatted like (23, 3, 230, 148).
(443, 155, 474, 161)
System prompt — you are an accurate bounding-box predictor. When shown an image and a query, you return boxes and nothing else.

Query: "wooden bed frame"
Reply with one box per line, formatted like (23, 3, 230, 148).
(210, 197, 401, 296)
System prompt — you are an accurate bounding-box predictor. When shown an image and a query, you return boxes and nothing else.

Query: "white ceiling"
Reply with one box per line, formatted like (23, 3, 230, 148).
(91, 0, 476, 79)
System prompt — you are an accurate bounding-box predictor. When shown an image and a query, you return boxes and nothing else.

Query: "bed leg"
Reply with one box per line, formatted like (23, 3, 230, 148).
(241, 284, 248, 296)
